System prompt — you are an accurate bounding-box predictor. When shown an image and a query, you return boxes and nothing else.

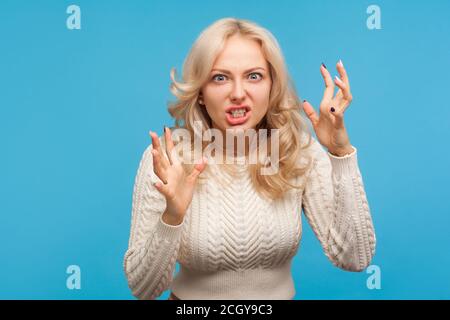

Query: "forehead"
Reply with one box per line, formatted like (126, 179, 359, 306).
(212, 34, 268, 70)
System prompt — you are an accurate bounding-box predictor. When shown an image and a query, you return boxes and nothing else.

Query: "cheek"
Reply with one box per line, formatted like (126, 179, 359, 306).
(203, 88, 228, 122)
(202, 88, 220, 116)
(251, 81, 271, 101)
(250, 84, 271, 112)
(203, 85, 229, 105)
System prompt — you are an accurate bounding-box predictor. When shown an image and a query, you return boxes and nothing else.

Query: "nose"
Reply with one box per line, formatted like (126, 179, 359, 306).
(230, 79, 246, 103)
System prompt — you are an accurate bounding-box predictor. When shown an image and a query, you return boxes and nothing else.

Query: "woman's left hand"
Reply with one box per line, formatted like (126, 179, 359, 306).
(302, 60, 354, 157)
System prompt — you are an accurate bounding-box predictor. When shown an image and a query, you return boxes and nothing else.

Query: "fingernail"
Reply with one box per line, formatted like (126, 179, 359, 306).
(338, 59, 344, 67)
(321, 62, 327, 69)
(303, 99, 306, 103)
(335, 75, 342, 83)
(163, 125, 166, 133)
(330, 107, 335, 112)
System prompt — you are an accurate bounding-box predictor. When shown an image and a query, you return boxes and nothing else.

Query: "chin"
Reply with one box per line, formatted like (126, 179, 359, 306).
(225, 124, 253, 131)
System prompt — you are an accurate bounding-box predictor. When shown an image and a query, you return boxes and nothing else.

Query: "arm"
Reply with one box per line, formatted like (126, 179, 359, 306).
(302, 138, 376, 272)
(123, 145, 184, 300)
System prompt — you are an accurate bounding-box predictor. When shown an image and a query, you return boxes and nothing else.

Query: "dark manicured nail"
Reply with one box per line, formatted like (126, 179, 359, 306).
(330, 107, 335, 112)
(163, 125, 167, 133)
(321, 62, 327, 69)
(303, 99, 306, 102)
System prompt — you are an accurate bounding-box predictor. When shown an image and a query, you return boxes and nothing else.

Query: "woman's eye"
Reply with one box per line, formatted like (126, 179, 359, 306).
(212, 73, 263, 82)
(212, 74, 227, 82)
(248, 72, 263, 80)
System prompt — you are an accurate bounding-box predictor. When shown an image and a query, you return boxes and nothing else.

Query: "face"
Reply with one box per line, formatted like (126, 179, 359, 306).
(200, 34, 272, 133)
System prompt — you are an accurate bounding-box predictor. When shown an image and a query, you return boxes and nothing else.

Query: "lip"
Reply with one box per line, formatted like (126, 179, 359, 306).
(225, 107, 252, 126)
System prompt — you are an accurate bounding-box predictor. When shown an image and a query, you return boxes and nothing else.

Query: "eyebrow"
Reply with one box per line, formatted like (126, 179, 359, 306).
(211, 67, 266, 74)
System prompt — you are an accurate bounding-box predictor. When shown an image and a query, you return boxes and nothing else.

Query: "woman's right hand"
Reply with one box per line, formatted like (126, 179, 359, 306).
(150, 127, 207, 224)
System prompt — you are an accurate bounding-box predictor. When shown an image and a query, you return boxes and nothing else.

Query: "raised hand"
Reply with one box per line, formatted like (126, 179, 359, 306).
(302, 60, 355, 157)
(149, 127, 207, 225)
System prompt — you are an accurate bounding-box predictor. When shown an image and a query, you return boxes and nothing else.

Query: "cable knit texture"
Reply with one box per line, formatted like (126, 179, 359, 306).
(123, 136, 376, 300)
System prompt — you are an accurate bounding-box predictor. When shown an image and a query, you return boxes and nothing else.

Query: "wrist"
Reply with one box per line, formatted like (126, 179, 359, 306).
(328, 145, 354, 157)
(162, 210, 184, 226)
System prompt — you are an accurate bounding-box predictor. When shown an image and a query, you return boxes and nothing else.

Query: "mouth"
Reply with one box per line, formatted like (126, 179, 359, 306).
(225, 106, 251, 126)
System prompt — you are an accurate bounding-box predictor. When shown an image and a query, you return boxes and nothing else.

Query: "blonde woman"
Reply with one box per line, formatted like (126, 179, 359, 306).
(123, 17, 376, 300)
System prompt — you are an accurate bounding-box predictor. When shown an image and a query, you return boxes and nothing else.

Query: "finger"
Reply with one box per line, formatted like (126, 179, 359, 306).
(149, 131, 169, 169)
(320, 63, 335, 102)
(333, 76, 353, 103)
(337, 99, 351, 114)
(186, 157, 207, 184)
(153, 180, 171, 198)
(151, 149, 169, 184)
(336, 59, 351, 89)
(330, 107, 345, 128)
(302, 100, 319, 127)
(164, 126, 179, 165)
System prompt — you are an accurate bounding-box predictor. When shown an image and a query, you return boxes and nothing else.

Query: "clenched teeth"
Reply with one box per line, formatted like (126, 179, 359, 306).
(230, 108, 246, 118)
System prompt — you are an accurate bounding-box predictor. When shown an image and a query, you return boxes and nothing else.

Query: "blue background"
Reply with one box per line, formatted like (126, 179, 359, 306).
(1, 0, 449, 299)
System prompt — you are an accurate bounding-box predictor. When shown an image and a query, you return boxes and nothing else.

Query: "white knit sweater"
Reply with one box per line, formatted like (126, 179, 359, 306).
(123, 135, 376, 300)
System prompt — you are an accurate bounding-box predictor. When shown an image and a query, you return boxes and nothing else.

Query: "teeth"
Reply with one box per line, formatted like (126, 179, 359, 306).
(230, 108, 246, 118)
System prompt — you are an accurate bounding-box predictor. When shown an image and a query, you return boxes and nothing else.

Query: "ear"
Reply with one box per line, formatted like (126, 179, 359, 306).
(198, 91, 204, 106)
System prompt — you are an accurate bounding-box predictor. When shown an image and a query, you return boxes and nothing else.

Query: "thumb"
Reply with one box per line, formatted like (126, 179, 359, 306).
(187, 156, 208, 183)
(302, 100, 319, 127)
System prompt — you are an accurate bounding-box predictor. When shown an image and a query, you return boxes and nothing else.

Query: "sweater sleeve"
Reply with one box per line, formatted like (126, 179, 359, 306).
(301, 138, 376, 272)
(123, 143, 185, 300)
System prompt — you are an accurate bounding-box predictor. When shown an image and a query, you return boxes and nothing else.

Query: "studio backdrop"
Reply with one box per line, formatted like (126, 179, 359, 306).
(1, 0, 449, 299)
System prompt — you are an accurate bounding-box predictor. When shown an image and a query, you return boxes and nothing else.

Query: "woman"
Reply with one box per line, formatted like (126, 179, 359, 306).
(123, 17, 376, 300)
